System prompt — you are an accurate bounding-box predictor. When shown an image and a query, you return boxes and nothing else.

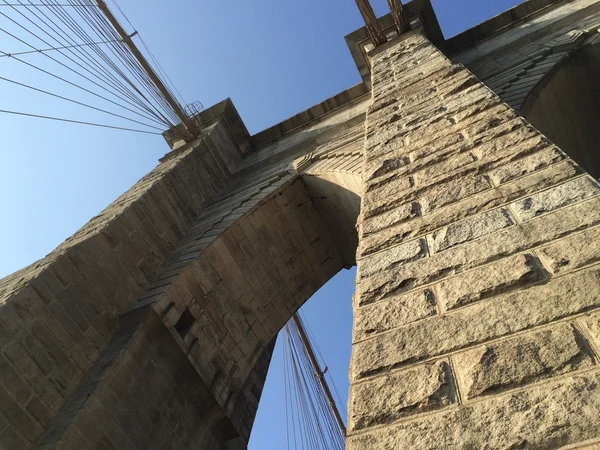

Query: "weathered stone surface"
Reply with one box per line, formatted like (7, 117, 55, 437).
(454, 323, 594, 399)
(361, 202, 419, 236)
(488, 147, 566, 185)
(437, 253, 544, 311)
(539, 226, 600, 274)
(427, 208, 514, 254)
(361, 160, 581, 255)
(359, 238, 427, 281)
(353, 268, 600, 379)
(358, 195, 600, 304)
(572, 441, 600, 450)
(347, 372, 600, 449)
(366, 114, 539, 200)
(510, 176, 600, 222)
(364, 175, 413, 207)
(407, 106, 517, 162)
(580, 312, 600, 351)
(354, 289, 436, 341)
(397, 130, 549, 203)
(406, 130, 467, 163)
(369, 66, 472, 120)
(364, 172, 491, 220)
(420, 174, 492, 214)
(412, 152, 477, 187)
(354, 18, 600, 450)
(349, 360, 455, 431)
(471, 125, 545, 160)
(364, 157, 409, 182)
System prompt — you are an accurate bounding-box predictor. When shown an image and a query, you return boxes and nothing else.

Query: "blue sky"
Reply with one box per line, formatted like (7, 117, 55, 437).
(0, 0, 524, 447)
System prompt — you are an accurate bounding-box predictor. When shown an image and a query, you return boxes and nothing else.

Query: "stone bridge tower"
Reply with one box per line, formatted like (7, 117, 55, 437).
(1, 1, 600, 448)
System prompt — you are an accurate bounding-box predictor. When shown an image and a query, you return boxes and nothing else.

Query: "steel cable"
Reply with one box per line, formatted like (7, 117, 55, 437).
(0, 0, 192, 135)
(2, 0, 156, 116)
(0, 73, 163, 129)
(0, 10, 169, 126)
(77, 1, 179, 123)
(0, 108, 161, 134)
(66, 0, 178, 123)
(39, 0, 166, 119)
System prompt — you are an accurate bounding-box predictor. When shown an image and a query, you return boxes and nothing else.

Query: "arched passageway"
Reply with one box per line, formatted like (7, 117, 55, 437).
(114, 143, 365, 447)
(521, 44, 600, 179)
(140, 150, 363, 446)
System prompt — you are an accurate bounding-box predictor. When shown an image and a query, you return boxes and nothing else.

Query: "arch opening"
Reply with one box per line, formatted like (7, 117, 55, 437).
(153, 163, 363, 446)
(521, 44, 600, 179)
(248, 266, 355, 449)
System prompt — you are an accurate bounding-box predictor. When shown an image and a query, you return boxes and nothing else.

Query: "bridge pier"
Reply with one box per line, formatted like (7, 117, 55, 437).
(349, 31, 600, 449)
(1, 1, 600, 448)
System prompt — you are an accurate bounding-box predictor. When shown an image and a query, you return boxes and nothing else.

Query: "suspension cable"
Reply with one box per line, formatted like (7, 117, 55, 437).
(0, 108, 162, 134)
(0, 0, 196, 137)
(281, 316, 346, 449)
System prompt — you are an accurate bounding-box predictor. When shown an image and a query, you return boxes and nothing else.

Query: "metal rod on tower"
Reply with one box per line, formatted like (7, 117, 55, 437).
(291, 314, 347, 437)
(354, 0, 387, 47)
(95, 0, 196, 141)
(387, 0, 407, 35)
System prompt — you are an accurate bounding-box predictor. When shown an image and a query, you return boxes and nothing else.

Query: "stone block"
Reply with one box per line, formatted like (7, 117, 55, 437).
(347, 371, 600, 449)
(0, 382, 43, 442)
(26, 396, 53, 428)
(471, 124, 541, 161)
(399, 130, 548, 201)
(580, 312, 600, 350)
(349, 360, 455, 431)
(488, 147, 565, 185)
(0, 425, 29, 450)
(29, 320, 82, 383)
(353, 268, 600, 379)
(364, 156, 409, 182)
(358, 195, 600, 304)
(427, 208, 515, 254)
(412, 152, 478, 187)
(407, 131, 465, 163)
(364, 170, 491, 222)
(0, 319, 12, 351)
(354, 289, 436, 341)
(454, 323, 594, 399)
(436, 253, 544, 311)
(361, 160, 581, 256)
(539, 226, 600, 274)
(364, 175, 414, 209)
(359, 238, 427, 282)
(361, 202, 419, 236)
(0, 354, 32, 404)
(420, 174, 492, 214)
(510, 176, 600, 222)
(59, 426, 92, 450)
(3, 341, 46, 380)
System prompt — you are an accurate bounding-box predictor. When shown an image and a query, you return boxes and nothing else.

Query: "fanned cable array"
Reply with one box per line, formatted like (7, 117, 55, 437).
(282, 313, 347, 450)
(0, 0, 197, 135)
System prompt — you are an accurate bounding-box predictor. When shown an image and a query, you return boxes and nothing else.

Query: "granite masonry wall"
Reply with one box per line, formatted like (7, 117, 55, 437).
(348, 32, 600, 449)
(1, 2, 600, 449)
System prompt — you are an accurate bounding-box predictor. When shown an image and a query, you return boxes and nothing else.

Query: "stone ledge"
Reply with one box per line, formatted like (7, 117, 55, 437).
(446, 0, 569, 55)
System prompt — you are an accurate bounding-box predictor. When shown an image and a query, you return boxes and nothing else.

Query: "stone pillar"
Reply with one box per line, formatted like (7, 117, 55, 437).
(349, 32, 600, 448)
